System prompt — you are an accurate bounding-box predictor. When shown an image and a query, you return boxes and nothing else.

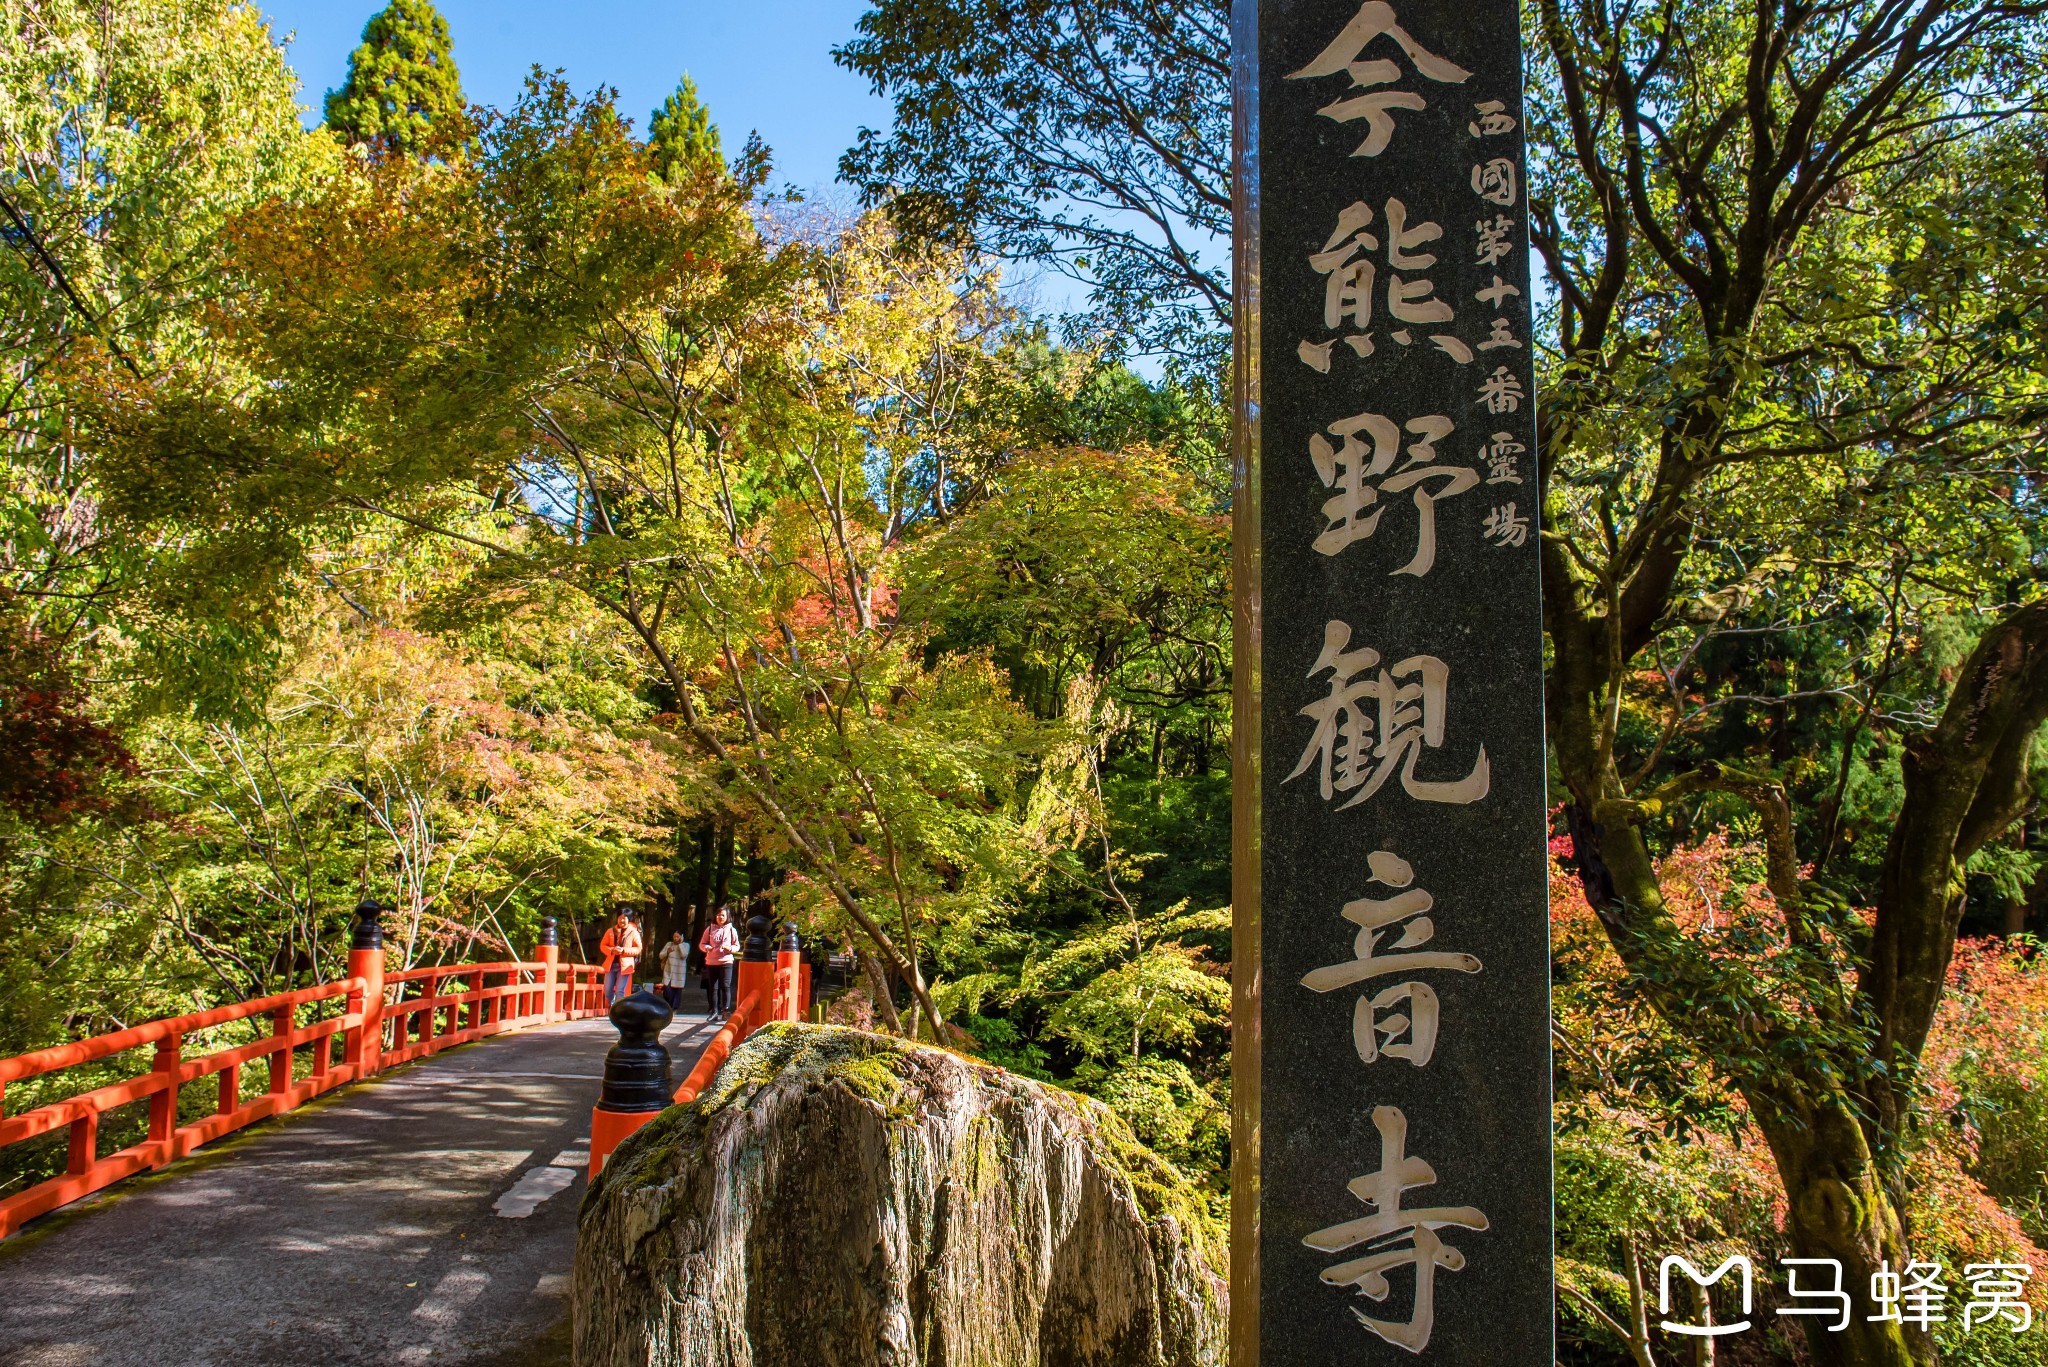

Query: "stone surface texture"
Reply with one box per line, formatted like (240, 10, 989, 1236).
(574, 1023, 1226, 1367)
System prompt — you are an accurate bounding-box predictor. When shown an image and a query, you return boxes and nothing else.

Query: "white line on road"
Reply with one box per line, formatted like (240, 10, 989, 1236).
(492, 1164, 578, 1218)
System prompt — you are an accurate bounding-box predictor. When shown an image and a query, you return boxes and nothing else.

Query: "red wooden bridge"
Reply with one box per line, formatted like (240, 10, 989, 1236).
(0, 910, 811, 1367)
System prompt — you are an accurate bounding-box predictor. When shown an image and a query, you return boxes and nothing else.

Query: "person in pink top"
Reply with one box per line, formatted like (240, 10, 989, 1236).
(698, 906, 740, 1020)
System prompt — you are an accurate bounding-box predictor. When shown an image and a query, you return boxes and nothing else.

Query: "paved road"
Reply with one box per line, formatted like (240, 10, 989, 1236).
(0, 999, 718, 1367)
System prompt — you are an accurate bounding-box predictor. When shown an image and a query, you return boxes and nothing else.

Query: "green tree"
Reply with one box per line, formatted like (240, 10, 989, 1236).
(835, 0, 1230, 366)
(647, 75, 722, 183)
(0, 0, 328, 1064)
(1520, 5, 2048, 1364)
(847, 2, 2048, 1361)
(82, 78, 1079, 1043)
(0, 0, 326, 711)
(323, 0, 465, 156)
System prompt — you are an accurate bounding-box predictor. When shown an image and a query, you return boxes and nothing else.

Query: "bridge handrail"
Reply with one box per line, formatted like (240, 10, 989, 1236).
(586, 932, 816, 1178)
(385, 960, 544, 984)
(673, 988, 765, 1107)
(0, 942, 607, 1240)
(0, 979, 365, 1086)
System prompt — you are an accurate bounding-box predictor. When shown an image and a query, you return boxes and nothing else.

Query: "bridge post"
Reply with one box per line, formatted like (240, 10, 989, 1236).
(736, 910, 773, 1041)
(266, 1004, 293, 1097)
(773, 926, 801, 1023)
(587, 989, 675, 1179)
(146, 1034, 179, 1156)
(345, 900, 385, 1079)
(537, 917, 560, 1024)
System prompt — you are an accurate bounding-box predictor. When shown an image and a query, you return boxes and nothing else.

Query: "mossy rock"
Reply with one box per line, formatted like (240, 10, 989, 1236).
(574, 1022, 1226, 1367)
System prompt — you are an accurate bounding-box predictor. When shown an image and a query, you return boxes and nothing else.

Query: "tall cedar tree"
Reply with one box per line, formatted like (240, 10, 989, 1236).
(648, 76, 722, 183)
(323, 0, 465, 156)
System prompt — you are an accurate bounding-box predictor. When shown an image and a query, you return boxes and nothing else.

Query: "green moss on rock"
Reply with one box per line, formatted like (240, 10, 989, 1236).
(575, 1022, 1226, 1367)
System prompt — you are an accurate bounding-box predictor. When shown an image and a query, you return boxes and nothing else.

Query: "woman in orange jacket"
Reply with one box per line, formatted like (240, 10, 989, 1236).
(599, 910, 643, 1005)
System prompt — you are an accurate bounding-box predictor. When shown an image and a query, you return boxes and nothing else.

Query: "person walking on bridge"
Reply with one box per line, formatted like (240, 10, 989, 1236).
(658, 930, 690, 1010)
(600, 910, 643, 1006)
(698, 906, 739, 1020)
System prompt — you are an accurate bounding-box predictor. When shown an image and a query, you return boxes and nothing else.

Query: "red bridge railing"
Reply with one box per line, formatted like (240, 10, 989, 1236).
(0, 908, 604, 1240)
(586, 925, 813, 1176)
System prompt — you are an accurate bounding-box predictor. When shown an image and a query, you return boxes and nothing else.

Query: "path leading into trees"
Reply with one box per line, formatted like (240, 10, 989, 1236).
(0, 1002, 721, 1367)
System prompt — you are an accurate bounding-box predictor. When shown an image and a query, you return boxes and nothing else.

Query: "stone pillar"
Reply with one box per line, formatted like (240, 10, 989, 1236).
(1233, 0, 1552, 1360)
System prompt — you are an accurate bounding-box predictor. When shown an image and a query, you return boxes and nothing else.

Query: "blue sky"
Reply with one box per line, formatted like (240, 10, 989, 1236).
(258, 0, 889, 199)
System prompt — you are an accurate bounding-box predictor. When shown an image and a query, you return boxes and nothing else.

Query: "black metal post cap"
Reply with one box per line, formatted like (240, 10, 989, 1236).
(351, 900, 384, 951)
(599, 989, 675, 1113)
(538, 916, 558, 947)
(743, 909, 772, 962)
(779, 925, 800, 955)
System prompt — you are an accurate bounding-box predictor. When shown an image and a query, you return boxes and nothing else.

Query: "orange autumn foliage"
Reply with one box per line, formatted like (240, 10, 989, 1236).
(1552, 831, 2048, 1307)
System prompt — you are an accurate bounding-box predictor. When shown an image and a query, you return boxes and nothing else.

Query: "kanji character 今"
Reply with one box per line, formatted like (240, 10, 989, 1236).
(1286, 1, 1474, 158)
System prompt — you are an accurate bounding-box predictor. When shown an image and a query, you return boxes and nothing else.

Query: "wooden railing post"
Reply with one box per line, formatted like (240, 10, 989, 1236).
(312, 1009, 333, 1081)
(67, 1111, 97, 1176)
(147, 1032, 181, 1153)
(736, 911, 774, 1040)
(344, 901, 385, 1079)
(538, 918, 560, 1024)
(773, 927, 801, 1023)
(587, 990, 674, 1179)
(267, 1005, 293, 1096)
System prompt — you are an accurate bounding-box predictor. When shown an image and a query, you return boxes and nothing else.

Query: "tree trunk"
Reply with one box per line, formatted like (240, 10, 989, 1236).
(859, 951, 903, 1033)
(712, 823, 735, 915)
(2003, 822, 2030, 936)
(687, 821, 716, 969)
(1750, 1096, 1923, 1367)
(1558, 791, 1925, 1366)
